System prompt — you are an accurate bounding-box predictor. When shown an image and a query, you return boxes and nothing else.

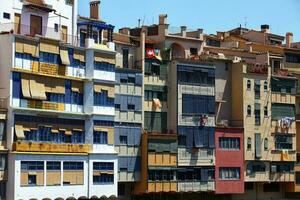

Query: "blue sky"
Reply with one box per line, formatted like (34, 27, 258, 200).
(78, 0, 300, 41)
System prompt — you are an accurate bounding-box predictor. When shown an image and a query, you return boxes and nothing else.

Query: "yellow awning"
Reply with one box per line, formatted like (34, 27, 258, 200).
(23, 42, 39, 58)
(93, 84, 115, 98)
(15, 125, 25, 140)
(73, 128, 83, 132)
(21, 75, 31, 99)
(51, 129, 59, 133)
(60, 49, 70, 66)
(15, 41, 24, 53)
(29, 79, 47, 100)
(94, 52, 115, 65)
(74, 50, 85, 62)
(64, 130, 72, 136)
(40, 40, 59, 54)
(93, 126, 108, 132)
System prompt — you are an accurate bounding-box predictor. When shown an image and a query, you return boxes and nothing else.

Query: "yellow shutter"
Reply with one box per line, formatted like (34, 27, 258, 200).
(94, 52, 115, 65)
(93, 126, 108, 132)
(15, 125, 25, 140)
(51, 79, 65, 94)
(21, 74, 31, 98)
(60, 49, 70, 65)
(29, 79, 47, 100)
(20, 172, 28, 186)
(76, 171, 84, 185)
(74, 49, 85, 62)
(107, 128, 114, 145)
(40, 40, 59, 54)
(36, 171, 44, 186)
(47, 171, 61, 186)
(23, 42, 39, 58)
(94, 84, 115, 98)
(15, 41, 24, 53)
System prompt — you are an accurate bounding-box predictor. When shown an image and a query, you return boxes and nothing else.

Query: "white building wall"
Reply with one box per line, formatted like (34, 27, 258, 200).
(88, 154, 118, 198)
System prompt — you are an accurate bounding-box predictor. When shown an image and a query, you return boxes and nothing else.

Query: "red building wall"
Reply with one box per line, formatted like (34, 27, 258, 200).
(215, 128, 244, 194)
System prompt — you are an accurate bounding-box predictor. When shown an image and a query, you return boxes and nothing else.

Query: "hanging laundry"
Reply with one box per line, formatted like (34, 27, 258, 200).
(281, 149, 289, 161)
(280, 117, 295, 129)
(153, 98, 162, 109)
(199, 115, 208, 127)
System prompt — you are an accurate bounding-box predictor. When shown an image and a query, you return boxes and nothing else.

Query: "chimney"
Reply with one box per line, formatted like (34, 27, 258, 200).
(217, 32, 224, 40)
(90, 0, 100, 20)
(159, 14, 168, 25)
(181, 26, 187, 37)
(261, 24, 270, 33)
(286, 32, 293, 48)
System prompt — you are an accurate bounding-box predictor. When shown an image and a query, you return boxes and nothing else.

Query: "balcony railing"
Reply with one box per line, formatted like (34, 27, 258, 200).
(0, 23, 81, 47)
(178, 181, 215, 192)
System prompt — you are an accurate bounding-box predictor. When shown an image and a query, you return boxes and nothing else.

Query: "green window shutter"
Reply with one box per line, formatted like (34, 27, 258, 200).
(159, 64, 168, 78)
(255, 133, 262, 159)
(145, 61, 151, 74)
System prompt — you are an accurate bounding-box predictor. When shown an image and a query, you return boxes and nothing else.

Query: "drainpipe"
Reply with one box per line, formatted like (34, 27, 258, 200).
(141, 27, 146, 130)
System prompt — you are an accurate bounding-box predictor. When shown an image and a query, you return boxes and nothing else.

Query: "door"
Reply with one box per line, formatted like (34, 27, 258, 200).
(30, 15, 42, 36)
(61, 25, 68, 43)
(14, 13, 21, 34)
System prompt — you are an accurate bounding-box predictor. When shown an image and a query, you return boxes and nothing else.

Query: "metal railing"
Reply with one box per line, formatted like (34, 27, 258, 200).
(0, 23, 81, 47)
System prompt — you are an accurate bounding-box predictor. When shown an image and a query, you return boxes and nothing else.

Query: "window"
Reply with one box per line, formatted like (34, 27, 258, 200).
(94, 91, 114, 107)
(127, 104, 135, 110)
(63, 162, 83, 170)
(178, 135, 186, 146)
(272, 60, 281, 73)
(264, 138, 268, 150)
(122, 48, 129, 68)
(128, 77, 135, 84)
(263, 183, 280, 192)
(264, 81, 268, 91)
(21, 161, 44, 171)
(182, 94, 215, 114)
(119, 135, 127, 145)
(247, 80, 251, 90)
(28, 175, 37, 185)
(71, 131, 85, 144)
(3, 12, 10, 19)
(145, 90, 167, 101)
(93, 131, 108, 144)
(275, 135, 293, 150)
(247, 105, 251, 116)
(0, 154, 7, 170)
(225, 63, 229, 71)
(246, 162, 266, 175)
(264, 106, 268, 117)
(0, 181, 5, 199)
(177, 65, 215, 85)
(47, 161, 61, 170)
(296, 172, 300, 185)
(254, 103, 261, 126)
(93, 162, 114, 170)
(254, 80, 260, 99)
(219, 168, 240, 180)
(40, 52, 59, 64)
(247, 137, 251, 150)
(93, 174, 114, 184)
(190, 48, 198, 56)
(286, 53, 300, 63)
(219, 137, 240, 150)
(54, 23, 59, 32)
(65, 0, 74, 5)
(94, 62, 115, 72)
(0, 121, 6, 141)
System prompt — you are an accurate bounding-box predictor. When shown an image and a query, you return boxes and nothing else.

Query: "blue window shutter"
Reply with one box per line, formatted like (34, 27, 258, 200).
(65, 80, 71, 104)
(201, 168, 208, 181)
(135, 74, 143, 86)
(127, 127, 135, 146)
(120, 96, 128, 111)
(115, 94, 121, 104)
(12, 72, 21, 99)
(208, 128, 215, 148)
(135, 96, 142, 111)
(115, 72, 121, 84)
(134, 127, 142, 145)
(118, 157, 128, 170)
(114, 127, 120, 145)
(186, 127, 194, 148)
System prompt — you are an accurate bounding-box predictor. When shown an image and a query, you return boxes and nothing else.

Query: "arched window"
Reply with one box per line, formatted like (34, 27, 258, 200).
(264, 81, 268, 91)
(247, 80, 251, 90)
(247, 137, 252, 150)
(247, 105, 251, 116)
(264, 106, 268, 117)
(264, 138, 268, 150)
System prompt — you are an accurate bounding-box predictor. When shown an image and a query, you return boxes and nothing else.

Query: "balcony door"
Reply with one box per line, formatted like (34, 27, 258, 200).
(14, 13, 21, 34)
(61, 25, 68, 43)
(30, 15, 42, 36)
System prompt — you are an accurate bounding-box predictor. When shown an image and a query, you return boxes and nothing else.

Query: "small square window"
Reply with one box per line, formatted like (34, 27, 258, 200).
(119, 136, 127, 145)
(3, 12, 10, 19)
(54, 24, 59, 32)
(28, 175, 37, 185)
(128, 104, 135, 110)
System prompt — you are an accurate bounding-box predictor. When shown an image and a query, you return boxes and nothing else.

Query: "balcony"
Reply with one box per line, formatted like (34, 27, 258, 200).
(271, 119, 296, 135)
(148, 153, 177, 167)
(272, 92, 295, 104)
(269, 172, 294, 182)
(144, 100, 168, 112)
(0, 23, 80, 46)
(178, 181, 215, 192)
(177, 148, 214, 166)
(12, 142, 91, 154)
(147, 181, 177, 193)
